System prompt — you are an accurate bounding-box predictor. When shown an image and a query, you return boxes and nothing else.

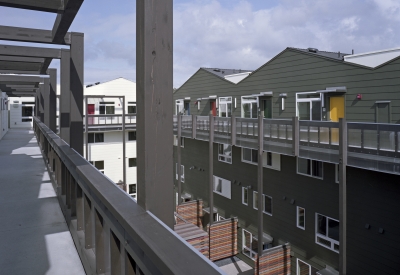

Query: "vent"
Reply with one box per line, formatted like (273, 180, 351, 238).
(307, 48, 318, 53)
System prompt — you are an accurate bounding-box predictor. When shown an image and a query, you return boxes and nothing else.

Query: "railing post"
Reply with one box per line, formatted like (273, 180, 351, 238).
(177, 114, 182, 206)
(76, 184, 84, 231)
(257, 107, 264, 257)
(84, 194, 93, 249)
(231, 114, 236, 146)
(192, 114, 196, 139)
(95, 209, 106, 274)
(292, 116, 299, 156)
(339, 118, 347, 275)
(122, 96, 127, 193)
(209, 114, 214, 225)
(85, 96, 88, 160)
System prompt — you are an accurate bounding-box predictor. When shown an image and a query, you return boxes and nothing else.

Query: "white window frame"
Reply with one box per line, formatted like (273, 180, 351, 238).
(296, 259, 311, 275)
(253, 191, 258, 210)
(297, 157, 323, 179)
(296, 206, 305, 230)
(242, 187, 248, 206)
(218, 143, 232, 164)
(173, 135, 184, 147)
(88, 133, 104, 143)
(242, 148, 281, 170)
(263, 194, 272, 216)
(176, 99, 184, 115)
(213, 176, 231, 199)
(128, 183, 137, 198)
(242, 229, 257, 260)
(315, 213, 340, 253)
(99, 101, 115, 114)
(218, 96, 232, 117)
(175, 163, 184, 182)
(89, 160, 104, 174)
(21, 102, 34, 122)
(296, 91, 322, 121)
(217, 215, 225, 221)
(241, 96, 258, 118)
(127, 101, 137, 114)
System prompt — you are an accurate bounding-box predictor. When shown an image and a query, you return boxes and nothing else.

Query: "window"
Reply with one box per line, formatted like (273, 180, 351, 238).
(213, 176, 231, 199)
(88, 133, 104, 143)
(176, 99, 184, 114)
(297, 158, 323, 179)
(241, 96, 258, 118)
(175, 163, 184, 182)
(253, 191, 258, 210)
(219, 97, 232, 117)
(129, 158, 137, 167)
(99, 101, 115, 114)
(218, 144, 232, 163)
(128, 131, 137, 141)
(127, 102, 137, 114)
(297, 259, 313, 275)
(242, 148, 281, 170)
(22, 106, 33, 117)
(242, 148, 258, 164)
(297, 207, 305, 230)
(315, 213, 339, 253)
(296, 92, 321, 121)
(89, 160, 104, 173)
(129, 184, 137, 199)
(263, 195, 272, 216)
(242, 187, 248, 205)
(173, 135, 184, 147)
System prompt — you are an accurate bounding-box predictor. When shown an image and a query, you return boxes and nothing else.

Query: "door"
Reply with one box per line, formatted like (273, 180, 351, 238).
(87, 104, 95, 125)
(210, 101, 217, 116)
(184, 101, 190, 115)
(376, 102, 390, 123)
(329, 97, 344, 122)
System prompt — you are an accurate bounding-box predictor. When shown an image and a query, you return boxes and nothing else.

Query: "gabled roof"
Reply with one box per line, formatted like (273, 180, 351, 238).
(289, 47, 350, 61)
(202, 68, 253, 78)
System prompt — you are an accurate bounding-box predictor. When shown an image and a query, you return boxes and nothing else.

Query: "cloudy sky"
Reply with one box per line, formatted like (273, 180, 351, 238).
(0, 0, 399, 88)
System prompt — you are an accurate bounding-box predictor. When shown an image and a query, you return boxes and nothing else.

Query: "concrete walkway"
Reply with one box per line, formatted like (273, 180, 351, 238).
(0, 129, 85, 275)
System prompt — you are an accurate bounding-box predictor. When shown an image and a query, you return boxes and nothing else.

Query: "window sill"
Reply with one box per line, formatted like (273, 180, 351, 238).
(297, 171, 323, 180)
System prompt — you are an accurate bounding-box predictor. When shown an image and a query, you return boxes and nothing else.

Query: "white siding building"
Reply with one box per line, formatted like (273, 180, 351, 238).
(0, 92, 9, 140)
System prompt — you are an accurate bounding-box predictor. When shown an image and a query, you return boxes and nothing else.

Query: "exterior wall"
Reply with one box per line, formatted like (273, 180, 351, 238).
(0, 92, 9, 139)
(175, 138, 340, 270)
(174, 49, 400, 124)
(84, 131, 137, 194)
(8, 97, 35, 129)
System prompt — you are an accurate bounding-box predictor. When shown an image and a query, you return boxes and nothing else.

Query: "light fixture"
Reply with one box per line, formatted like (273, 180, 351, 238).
(234, 97, 237, 109)
(279, 93, 287, 111)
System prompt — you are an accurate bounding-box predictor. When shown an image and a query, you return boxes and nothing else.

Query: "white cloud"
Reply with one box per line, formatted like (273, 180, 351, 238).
(372, 0, 400, 21)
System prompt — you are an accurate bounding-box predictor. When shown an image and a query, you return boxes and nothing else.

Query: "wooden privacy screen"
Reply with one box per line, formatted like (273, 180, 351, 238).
(176, 200, 203, 227)
(254, 243, 291, 275)
(174, 223, 209, 258)
(208, 218, 238, 261)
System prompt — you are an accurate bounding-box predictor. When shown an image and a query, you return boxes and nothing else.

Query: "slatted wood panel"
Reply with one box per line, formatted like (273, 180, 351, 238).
(174, 223, 209, 258)
(254, 243, 291, 275)
(176, 200, 203, 227)
(208, 218, 238, 261)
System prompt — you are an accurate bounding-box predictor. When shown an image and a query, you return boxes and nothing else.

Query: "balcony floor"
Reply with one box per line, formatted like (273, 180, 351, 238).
(0, 129, 85, 275)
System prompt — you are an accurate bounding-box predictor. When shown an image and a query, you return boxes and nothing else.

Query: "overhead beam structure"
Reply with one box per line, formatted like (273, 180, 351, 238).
(0, 26, 71, 44)
(0, 0, 65, 13)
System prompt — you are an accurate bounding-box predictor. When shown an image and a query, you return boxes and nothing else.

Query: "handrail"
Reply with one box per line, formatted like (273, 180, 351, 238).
(33, 117, 223, 275)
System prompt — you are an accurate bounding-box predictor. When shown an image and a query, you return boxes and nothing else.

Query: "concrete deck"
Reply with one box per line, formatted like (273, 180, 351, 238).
(0, 129, 85, 275)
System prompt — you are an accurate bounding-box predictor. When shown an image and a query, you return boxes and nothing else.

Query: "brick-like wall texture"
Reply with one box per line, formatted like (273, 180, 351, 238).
(254, 244, 291, 275)
(176, 200, 203, 227)
(208, 218, 238, 261)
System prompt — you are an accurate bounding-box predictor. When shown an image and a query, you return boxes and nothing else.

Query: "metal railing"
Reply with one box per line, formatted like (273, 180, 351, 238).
(33, 117, 223, 275)
(84, 114, 137, 126)
(173, 115, 400, 175)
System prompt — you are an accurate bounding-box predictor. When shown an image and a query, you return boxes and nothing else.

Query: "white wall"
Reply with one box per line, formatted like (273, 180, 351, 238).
(224, 72, 251, 84)
(84, 131, 137, 195)
(8, 96, 35, 129)
(344, 47, 400, 68)
(0, 92, 9, 139)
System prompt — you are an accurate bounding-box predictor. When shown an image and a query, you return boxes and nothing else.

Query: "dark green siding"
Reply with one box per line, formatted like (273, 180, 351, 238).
(174, 49, 400, 123)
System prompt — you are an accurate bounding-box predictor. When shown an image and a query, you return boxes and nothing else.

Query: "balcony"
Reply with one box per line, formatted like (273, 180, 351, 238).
(0, 119, 223, 274)
(173, 115, 400, 175)
(84, 114, 136, 132)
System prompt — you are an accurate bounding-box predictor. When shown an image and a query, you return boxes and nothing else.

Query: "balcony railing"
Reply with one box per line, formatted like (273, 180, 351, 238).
(173, 115, 400, 176)
(84, 114, 137, 126)
(33, 117, 222, 275)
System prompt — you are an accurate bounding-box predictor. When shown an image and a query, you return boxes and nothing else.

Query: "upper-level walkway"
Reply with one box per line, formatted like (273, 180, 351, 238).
(0, 129, 85, 275)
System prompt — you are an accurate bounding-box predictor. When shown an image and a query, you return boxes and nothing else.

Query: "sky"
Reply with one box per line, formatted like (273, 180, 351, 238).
(0, 0, 399, 88)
